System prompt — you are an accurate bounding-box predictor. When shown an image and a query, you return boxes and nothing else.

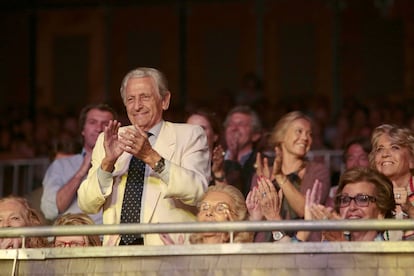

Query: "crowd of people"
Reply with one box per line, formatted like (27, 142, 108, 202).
(1, 67, 414, 250)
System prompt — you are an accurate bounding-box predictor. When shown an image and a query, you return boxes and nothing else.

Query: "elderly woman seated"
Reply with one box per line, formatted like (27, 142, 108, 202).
(303, 167, 395, 241)
(253, 167, 396, 242)
(369, 124, 414, 240)
(0, 195, 47, 249)
(53, 213, 101, 247)
(160, 185, 253, 244)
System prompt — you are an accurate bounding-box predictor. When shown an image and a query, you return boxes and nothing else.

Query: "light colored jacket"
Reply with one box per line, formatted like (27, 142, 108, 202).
(77, 122, 210, 246)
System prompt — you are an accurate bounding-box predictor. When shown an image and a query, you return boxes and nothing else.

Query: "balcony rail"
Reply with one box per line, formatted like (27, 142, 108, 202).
(1, 219, 414, 240)
(1, 220, 414, 275)
(0, 157, 49, 197)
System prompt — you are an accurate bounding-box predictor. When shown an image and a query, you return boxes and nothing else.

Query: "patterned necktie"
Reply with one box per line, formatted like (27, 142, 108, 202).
(120, 156, 146, 244)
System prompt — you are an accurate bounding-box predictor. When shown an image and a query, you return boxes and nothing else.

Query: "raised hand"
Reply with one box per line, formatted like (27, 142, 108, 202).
(226, 132, 240, 161)
(393, 186, 409, 211)
(118, 124, 158, 164)
(78, 150, 92, 177)
(272, 146, 283, 176)
(320, 211, 344, 241)
(255, 152, 272, 179)
(103, 120, 123, 161)
(211, 144, 225, 177)
(159, 233, 185, 245)
(304, 179, 322, 221)
(0, 238, 22, 249)
(257, 176, 283, 221)
(246, 187, 263, 221)
(297, 180, 329, 242)
(308, 200, 343, 242)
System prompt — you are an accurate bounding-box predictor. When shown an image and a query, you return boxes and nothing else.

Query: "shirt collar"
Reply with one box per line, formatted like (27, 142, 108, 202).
(147, 120, 163, 144)
(224, 150, 252, 166)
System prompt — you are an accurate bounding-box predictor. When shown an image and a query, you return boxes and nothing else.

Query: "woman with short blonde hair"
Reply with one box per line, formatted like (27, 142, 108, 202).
(369, 124, 414, 240)
(53, 213, 101, 247)
(190, 184, 253, 244)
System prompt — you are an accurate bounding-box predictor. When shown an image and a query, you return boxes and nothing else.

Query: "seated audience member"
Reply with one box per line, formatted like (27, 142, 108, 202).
(343, 136, 372, 169)
(369, 124, 414, 240)
(326, 136, 372, 207)
(249, 111, 330, 241)
(0, 196, 47, 249)
(53, 213, 101, 247)
(41, 103, 116, 225)
(222, 106, 262, 195)
(160, 185, 253, 244)
(306, 167, 395, 242)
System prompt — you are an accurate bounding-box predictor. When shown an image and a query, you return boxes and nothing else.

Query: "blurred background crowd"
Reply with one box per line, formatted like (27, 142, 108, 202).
(1, 87, 413, 161)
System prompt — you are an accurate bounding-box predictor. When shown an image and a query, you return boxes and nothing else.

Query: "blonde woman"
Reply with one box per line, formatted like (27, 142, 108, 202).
(248, 111, 330, 241)
(369, 124, 414, 240)
(0, 195, 47, 249)
(53, 213, 101, 247)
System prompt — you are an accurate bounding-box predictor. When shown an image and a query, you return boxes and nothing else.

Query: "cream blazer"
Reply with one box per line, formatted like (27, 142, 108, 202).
(77, 121, 210, 246)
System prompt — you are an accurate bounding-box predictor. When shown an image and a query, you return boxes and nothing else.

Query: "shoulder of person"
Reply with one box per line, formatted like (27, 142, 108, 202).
(305, 160, 328, 172)
(165, 121, 204, 133)
(51, 153, 83, 165)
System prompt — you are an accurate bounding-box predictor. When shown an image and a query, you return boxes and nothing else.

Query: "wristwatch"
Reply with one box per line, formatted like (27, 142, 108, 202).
(153, 157, 165, 174)
(272, 231, 285, 241)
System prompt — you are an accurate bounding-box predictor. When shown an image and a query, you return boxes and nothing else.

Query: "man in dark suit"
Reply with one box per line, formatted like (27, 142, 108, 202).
(222, 105, 262, 196)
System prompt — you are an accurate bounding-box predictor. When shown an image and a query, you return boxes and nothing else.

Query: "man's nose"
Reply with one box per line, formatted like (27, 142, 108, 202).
(98, 122, 106, 132)
(133, 98, 144, 109)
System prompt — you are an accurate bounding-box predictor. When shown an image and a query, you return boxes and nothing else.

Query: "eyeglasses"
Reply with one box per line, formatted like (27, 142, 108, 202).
(337, 194, 376, 207)
(55, 240, 86, 248)
(197, 202, 231, 215)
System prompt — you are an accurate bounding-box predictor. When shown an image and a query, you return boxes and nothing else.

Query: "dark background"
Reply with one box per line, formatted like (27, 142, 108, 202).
(1, 0, 413, 128)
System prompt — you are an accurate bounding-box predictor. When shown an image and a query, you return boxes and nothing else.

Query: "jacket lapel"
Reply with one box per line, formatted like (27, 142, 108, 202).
(143, 122, 176, 223)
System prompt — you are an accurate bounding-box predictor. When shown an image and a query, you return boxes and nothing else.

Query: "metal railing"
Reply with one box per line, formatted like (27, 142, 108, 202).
(0, 151, 344, 198)
(1, 219, 413, 240)
(306, 149, 344, 173)
(0, 158, 49, 197)
(1, 220, 414, 275)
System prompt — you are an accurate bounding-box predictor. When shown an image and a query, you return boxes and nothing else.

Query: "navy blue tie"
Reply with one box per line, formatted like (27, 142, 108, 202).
(120, 156, 146, 245)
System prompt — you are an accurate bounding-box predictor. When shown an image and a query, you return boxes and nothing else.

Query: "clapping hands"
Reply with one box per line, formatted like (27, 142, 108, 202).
(246, 176, 283, 221)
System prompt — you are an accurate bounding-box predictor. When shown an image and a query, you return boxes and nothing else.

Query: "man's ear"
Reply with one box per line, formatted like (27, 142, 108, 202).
(161, 92, 171, 110)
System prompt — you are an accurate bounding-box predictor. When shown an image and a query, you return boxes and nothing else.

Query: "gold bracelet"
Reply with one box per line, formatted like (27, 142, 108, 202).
(279, 176, 288, 186)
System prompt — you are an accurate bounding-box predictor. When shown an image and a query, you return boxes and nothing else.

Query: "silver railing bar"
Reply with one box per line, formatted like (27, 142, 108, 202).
(0, 157, 50, 197)
(0, 219, 413, 238)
